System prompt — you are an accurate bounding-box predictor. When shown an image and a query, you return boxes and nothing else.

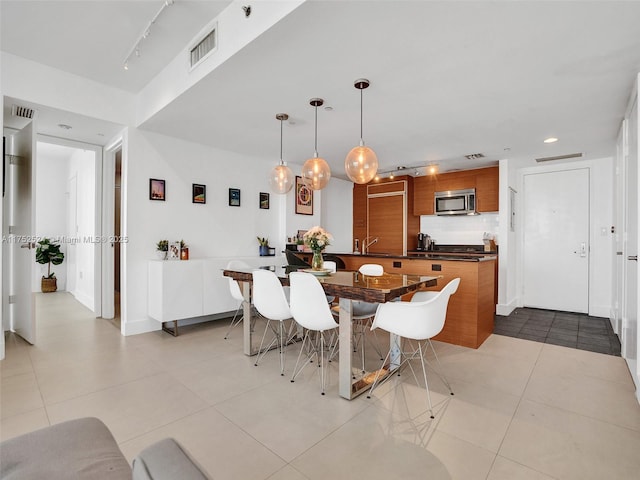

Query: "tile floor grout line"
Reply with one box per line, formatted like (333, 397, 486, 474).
(487, 341, 545, 478)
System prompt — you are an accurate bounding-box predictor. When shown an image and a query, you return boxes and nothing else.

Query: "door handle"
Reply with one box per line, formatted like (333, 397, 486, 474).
(629, 256, 638, 261)
(20, 242, 35, 249)
(574, 242, 587, 257)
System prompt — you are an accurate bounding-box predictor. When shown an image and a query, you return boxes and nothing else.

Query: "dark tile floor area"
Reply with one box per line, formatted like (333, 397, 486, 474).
(494, 308, 621, 356)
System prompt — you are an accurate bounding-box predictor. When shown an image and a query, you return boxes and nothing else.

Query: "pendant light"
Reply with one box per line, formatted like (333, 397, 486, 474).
(345, 78, 378, 184)
(302, 98, 331, 190)
(269, 113, 294, 194)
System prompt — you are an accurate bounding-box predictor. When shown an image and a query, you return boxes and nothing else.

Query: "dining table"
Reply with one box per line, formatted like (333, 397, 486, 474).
(222, 266, 438, 400)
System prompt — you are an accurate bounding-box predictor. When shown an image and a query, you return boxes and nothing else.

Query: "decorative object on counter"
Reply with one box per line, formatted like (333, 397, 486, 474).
(259, 192, 270, 209)
(301, 98, 331, 190)
(295, 175, 313, 215)
(192, 184, 205, 204)
(269, 113, 294, 194)
(228, 188, 241, 206)
(257, 236, 270, 256)
(483, 232, 497, 252)
(149, 178, 165, 201)
(296, 238, 304, 251)
(345, 78, 378, 184)
(36, 238, 65, 293)
(179, 239, 189, 260)
(168, 242, 180, 260)
(303, 226, 332, 270)
(155, 239, 168, 260)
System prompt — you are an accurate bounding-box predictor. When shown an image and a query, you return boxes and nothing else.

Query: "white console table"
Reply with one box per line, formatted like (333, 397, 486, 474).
(148, 256, 286, 335)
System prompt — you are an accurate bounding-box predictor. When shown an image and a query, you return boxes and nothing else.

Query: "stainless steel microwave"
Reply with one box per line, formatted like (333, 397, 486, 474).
(434, 188, 477, 215)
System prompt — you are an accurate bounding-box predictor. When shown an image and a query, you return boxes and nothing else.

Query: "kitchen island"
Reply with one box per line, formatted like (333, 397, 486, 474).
(292, 250, 496, 349)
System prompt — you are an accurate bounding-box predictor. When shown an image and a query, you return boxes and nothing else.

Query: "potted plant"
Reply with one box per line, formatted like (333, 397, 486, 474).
(296, 238, 304, 252)
(35, 238, 64, 293)
(156, 240, 168, 260)
(257, 237, 269, 256)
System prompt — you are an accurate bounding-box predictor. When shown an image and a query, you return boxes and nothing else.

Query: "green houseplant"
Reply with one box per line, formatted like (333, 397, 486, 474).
(156, 240, 168, 260)
(35, 238, 65, 293)
(257, 236, 269, 256)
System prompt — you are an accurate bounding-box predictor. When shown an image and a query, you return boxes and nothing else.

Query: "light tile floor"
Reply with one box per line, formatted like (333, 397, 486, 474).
(2, 292, 640, 480)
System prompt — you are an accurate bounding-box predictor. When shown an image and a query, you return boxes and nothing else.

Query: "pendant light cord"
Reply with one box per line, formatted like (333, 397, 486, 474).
(360, 88, 364, 142)
(314, 105, 318, 156)
(280, 118, 283, 164)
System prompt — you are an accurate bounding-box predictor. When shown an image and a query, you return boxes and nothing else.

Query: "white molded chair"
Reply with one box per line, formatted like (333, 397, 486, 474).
(323, 261, 337, 304)
(352, 264, 385, 366)
(224, 260, 251, 339)
(289, 272, 339, 395)
(367, 278, 460, 418)
(252, 269, 294, 376)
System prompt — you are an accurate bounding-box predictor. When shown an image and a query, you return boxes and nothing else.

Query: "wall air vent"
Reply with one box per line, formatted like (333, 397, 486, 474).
(190, 25, 217, 69)
(12, 104, 37, 119)
(535, 152, 583, 163)
(464, 153, 485, 160)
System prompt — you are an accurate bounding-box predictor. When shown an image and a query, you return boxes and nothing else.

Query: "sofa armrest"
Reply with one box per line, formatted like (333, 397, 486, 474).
(132, 438, 208, 480)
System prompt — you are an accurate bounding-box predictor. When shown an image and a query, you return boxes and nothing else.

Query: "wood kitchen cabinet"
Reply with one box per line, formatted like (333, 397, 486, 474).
(352, 176, 419, 255)
(413, 166, 498, 215)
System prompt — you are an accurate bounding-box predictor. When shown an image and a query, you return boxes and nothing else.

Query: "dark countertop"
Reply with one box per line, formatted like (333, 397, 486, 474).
(335, 252, 497, 262)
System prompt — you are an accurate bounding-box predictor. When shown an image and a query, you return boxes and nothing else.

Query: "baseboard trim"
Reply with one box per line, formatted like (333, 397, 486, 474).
(496, 299, 517, 316)
(72, 290, 94, 313)
(588, 305, 610, 319)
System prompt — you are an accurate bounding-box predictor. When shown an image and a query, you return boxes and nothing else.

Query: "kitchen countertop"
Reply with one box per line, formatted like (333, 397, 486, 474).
(335, 252, 497, 262)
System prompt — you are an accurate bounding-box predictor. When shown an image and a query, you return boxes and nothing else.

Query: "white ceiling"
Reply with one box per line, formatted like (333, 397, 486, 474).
(3, 1, 640, 177)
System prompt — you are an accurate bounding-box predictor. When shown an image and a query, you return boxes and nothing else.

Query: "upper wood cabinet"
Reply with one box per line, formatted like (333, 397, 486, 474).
(413, 166, 498, 215)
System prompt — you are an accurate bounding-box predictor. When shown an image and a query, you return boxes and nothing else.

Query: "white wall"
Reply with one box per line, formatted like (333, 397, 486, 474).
(497, 159, 519, 314)
(419, 213, 499, 246)
(122, 128, 291, 334)
(321, 177, 353, 253)
(68, 149, 96, 310)
(33, 143, 70, 291)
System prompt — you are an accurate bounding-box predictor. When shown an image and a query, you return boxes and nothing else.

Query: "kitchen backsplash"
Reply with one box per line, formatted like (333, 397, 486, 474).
(419, 213, 499, 246)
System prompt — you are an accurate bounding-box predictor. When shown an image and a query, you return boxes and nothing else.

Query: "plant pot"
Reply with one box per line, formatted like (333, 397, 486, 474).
(41, 277, 57, 293)
(180, 247, 189, 260)
(259, 245, 269, 256)
(156, 251, 167, 260)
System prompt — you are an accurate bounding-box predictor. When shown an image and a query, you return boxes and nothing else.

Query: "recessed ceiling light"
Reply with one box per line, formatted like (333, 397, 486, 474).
(58, 124, 72, 130)
(544, 137, 558, 143)
(324, 106, 333, 111)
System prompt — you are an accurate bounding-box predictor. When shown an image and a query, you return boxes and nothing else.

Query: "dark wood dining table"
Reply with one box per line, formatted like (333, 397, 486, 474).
(223, 266, 438, 400)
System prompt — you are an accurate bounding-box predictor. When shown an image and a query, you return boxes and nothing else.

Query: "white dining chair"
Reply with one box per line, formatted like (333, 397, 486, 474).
(224, 260, 251, 340)
(323, 261, 337, 304)
(352, 263, 385, 367)
(289, 272, 339, 395)
(367, 278, 460, 419)
(251, 269, 294, 376)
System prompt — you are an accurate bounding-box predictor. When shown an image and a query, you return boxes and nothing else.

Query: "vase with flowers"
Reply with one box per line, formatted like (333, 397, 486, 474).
(303, 226, 333, 270)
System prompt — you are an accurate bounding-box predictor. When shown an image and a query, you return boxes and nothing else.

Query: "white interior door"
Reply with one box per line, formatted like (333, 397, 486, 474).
(6, 123, 36, 344)
(523, 168, 590, 313)
(623, 96, 637, 380)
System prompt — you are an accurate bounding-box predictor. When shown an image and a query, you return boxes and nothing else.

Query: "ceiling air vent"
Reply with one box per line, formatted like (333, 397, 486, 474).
(535, 152, 583, 163)
(12, 104, 37, 119)
(190, 25, 217, 68)
(464, 153, 485, 160)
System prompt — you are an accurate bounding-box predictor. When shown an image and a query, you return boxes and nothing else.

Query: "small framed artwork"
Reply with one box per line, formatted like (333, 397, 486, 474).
(259, 192, 269, 209)
(149, 178, 165, 201)
(228, 188, 241, 207)
(295, 176, 313, 215)
(192, 184, 206, 204)
(168, 242, 180, 260)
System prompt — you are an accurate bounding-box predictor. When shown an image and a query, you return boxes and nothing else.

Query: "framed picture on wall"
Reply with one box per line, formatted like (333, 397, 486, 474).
(259, 192, 269, 209)
(149, 178, 165, 201)
(228, 188, 241, 207)
(192, 184, 206, 204)
(295, 176, 313, 215)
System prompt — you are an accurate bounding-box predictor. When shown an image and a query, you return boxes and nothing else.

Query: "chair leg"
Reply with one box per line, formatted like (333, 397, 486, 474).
(418, 342, 435, 419)
(223, 304, 243, 339)
(425, 339, 454, 396)
(279, 321, 285, 376)
(366, 348, 393, 399)
(254, 318, 277, 367)
(290, 332, 312, 383)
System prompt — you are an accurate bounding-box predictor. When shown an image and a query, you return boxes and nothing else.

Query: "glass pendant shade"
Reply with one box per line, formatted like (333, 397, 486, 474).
(269, 163, 293, 194)
(302, 156, 331, 190)
(345, 144, 378, 184)
(345, 78, 378, 184)
(270, 112, 293, 194)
